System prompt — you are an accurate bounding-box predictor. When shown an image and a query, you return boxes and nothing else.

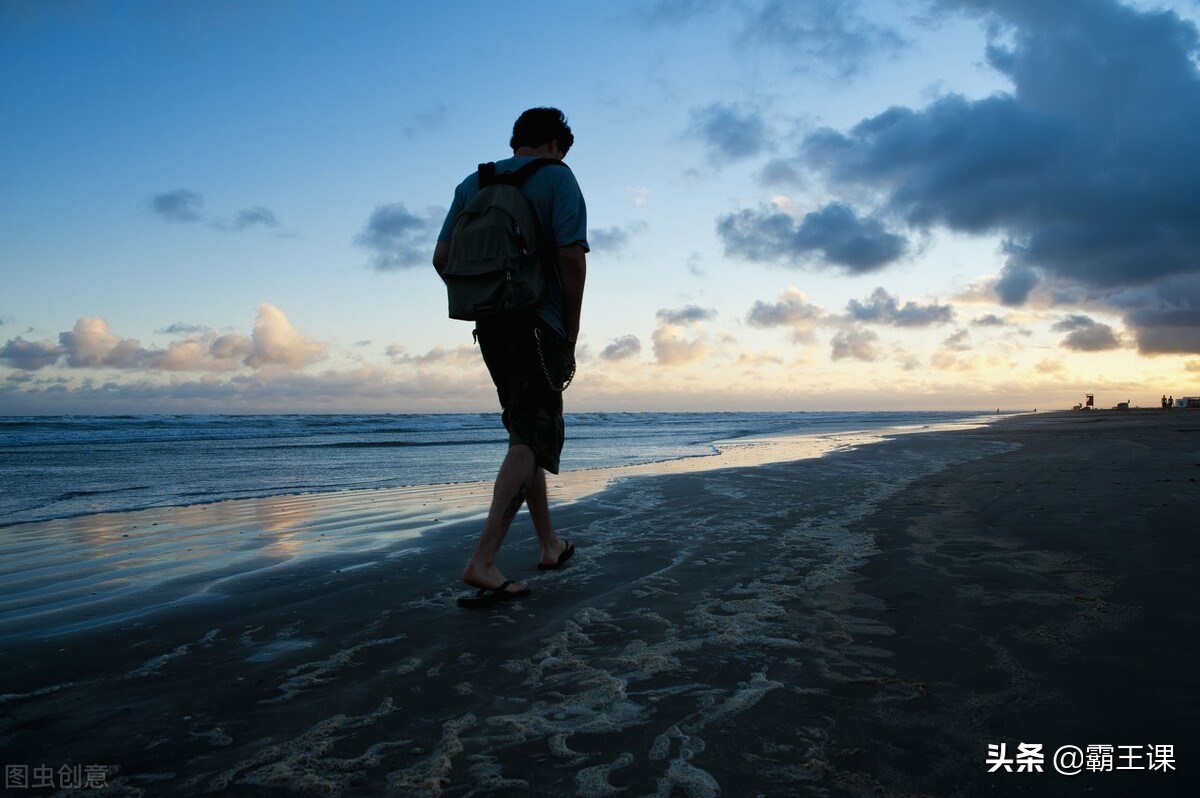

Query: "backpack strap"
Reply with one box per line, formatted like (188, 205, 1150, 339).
(477, 158, 568, 189)
(477, 162, 498, 188)
(500, 157, 568, 186)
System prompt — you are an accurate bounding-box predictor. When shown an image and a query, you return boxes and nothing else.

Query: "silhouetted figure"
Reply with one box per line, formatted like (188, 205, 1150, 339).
(432, 108, 587, 607)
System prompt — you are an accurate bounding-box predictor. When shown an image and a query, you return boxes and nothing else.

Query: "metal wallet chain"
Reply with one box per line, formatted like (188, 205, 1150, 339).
(533, 328, 575, 392)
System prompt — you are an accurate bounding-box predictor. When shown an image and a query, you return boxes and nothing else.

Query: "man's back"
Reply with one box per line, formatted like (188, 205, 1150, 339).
(438, 156, 588, 336)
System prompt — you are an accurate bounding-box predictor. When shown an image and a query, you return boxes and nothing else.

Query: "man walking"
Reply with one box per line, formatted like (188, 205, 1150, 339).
(432, 108, 588, 607)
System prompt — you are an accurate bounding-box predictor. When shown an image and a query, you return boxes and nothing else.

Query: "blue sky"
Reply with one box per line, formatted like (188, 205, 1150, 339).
(3, 0, 1199, 413)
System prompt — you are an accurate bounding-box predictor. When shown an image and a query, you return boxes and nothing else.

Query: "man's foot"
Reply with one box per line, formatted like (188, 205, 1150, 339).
(457, 580, 531, 609)
(462, 562, 527, 595)
(538, 538, 575, 571)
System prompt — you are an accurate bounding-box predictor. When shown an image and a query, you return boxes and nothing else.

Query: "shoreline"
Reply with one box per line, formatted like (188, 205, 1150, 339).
(0, 416, 993, 640)
(2, 410, 993, 528)
(1, 410, 1195, 796)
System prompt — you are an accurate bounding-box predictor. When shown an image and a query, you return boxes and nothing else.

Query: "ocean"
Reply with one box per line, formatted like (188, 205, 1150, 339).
(0, 411, 993, 527)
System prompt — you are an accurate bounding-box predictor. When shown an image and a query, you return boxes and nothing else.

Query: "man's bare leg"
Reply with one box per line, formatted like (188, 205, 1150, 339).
(526, 466, 570, 566)
(462, 444, 536, 593)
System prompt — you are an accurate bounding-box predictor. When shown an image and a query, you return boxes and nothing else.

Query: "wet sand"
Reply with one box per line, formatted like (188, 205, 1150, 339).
(1, 411, 1196, 796)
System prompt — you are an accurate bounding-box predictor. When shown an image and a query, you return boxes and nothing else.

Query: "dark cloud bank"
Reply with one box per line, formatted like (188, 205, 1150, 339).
(1053, 314, 1122, 352)
(717, 0, 1200, 354)
(719, 202, 908, 274)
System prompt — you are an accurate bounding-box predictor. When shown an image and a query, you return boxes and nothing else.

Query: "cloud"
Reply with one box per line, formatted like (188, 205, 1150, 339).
(801, 95, 1070, 234)
(244, 303, 328, 369)
(2, 318, 155, 371)
(746, 287, 826, 328)
(1052, 314, 1098, 332)
(652, 324, 710, 366)
(652, 306, 715, 365)
(687, 102, 771, 161)
(151, 332, 251, 372)
(226, 206, 280, 231)
(59, 318, 150, 368)
(600, 335, 642, 361)
(159, 322, 209, 335)
(971, 313, 1009, 327)
(759, 157, 809, 189)
(738, 0, 908, 78)
(791, 0, 1200, 349)
(656, 305, 717, 325)
(717, 202, 908, 273)
(150, 189, 205, 223)
(0, 337, 65, 371)
(844, 287, 954, 327)
(355, 203, 444, 271)
(830, 327, 879, 361)
(590, 221, 649, 254)
(1, 305, 328, 374)
(746, 287, 828, 343)
(150, 190, 285, 233)
(1052, 314, 1121, 352)
(734, 351, 784, 368)
(942, 329, 972, 351)
(1115, 274, 1200, 354)
(386, 344, 477, 367)
(993, 263, 1040, 306)
(1063, 326, 1121, 352)
(748, 287, 954, 355)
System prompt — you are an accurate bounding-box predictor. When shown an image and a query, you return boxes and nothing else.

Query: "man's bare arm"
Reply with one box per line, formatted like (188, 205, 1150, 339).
(558, 244, 587, 343)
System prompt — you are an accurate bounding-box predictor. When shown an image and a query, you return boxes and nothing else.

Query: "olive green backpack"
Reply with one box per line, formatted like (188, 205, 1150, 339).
(442, 158, 567, 320)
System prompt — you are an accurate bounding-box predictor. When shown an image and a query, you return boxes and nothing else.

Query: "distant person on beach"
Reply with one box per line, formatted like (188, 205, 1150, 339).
(1162, 395, 1169, 409)
(432, 107, 588, 608)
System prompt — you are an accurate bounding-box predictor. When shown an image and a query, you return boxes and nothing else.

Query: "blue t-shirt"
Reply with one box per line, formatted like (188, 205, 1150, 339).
(438, 156, 588, 336)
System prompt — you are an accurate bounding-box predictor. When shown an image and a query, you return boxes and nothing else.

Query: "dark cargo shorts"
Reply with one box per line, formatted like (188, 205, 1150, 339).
(475, 315, 576, 474)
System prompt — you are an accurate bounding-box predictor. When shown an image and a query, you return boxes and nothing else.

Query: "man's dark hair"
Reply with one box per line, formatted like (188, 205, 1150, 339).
(510, 107, 574, 155)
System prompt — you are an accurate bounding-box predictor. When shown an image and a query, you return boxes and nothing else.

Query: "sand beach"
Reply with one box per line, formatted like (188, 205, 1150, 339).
(1, 411, 1196, 796)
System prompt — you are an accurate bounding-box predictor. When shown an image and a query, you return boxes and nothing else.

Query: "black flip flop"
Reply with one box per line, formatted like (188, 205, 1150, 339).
(537, 540, 575, 571)
(457, 580, 531, 609)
